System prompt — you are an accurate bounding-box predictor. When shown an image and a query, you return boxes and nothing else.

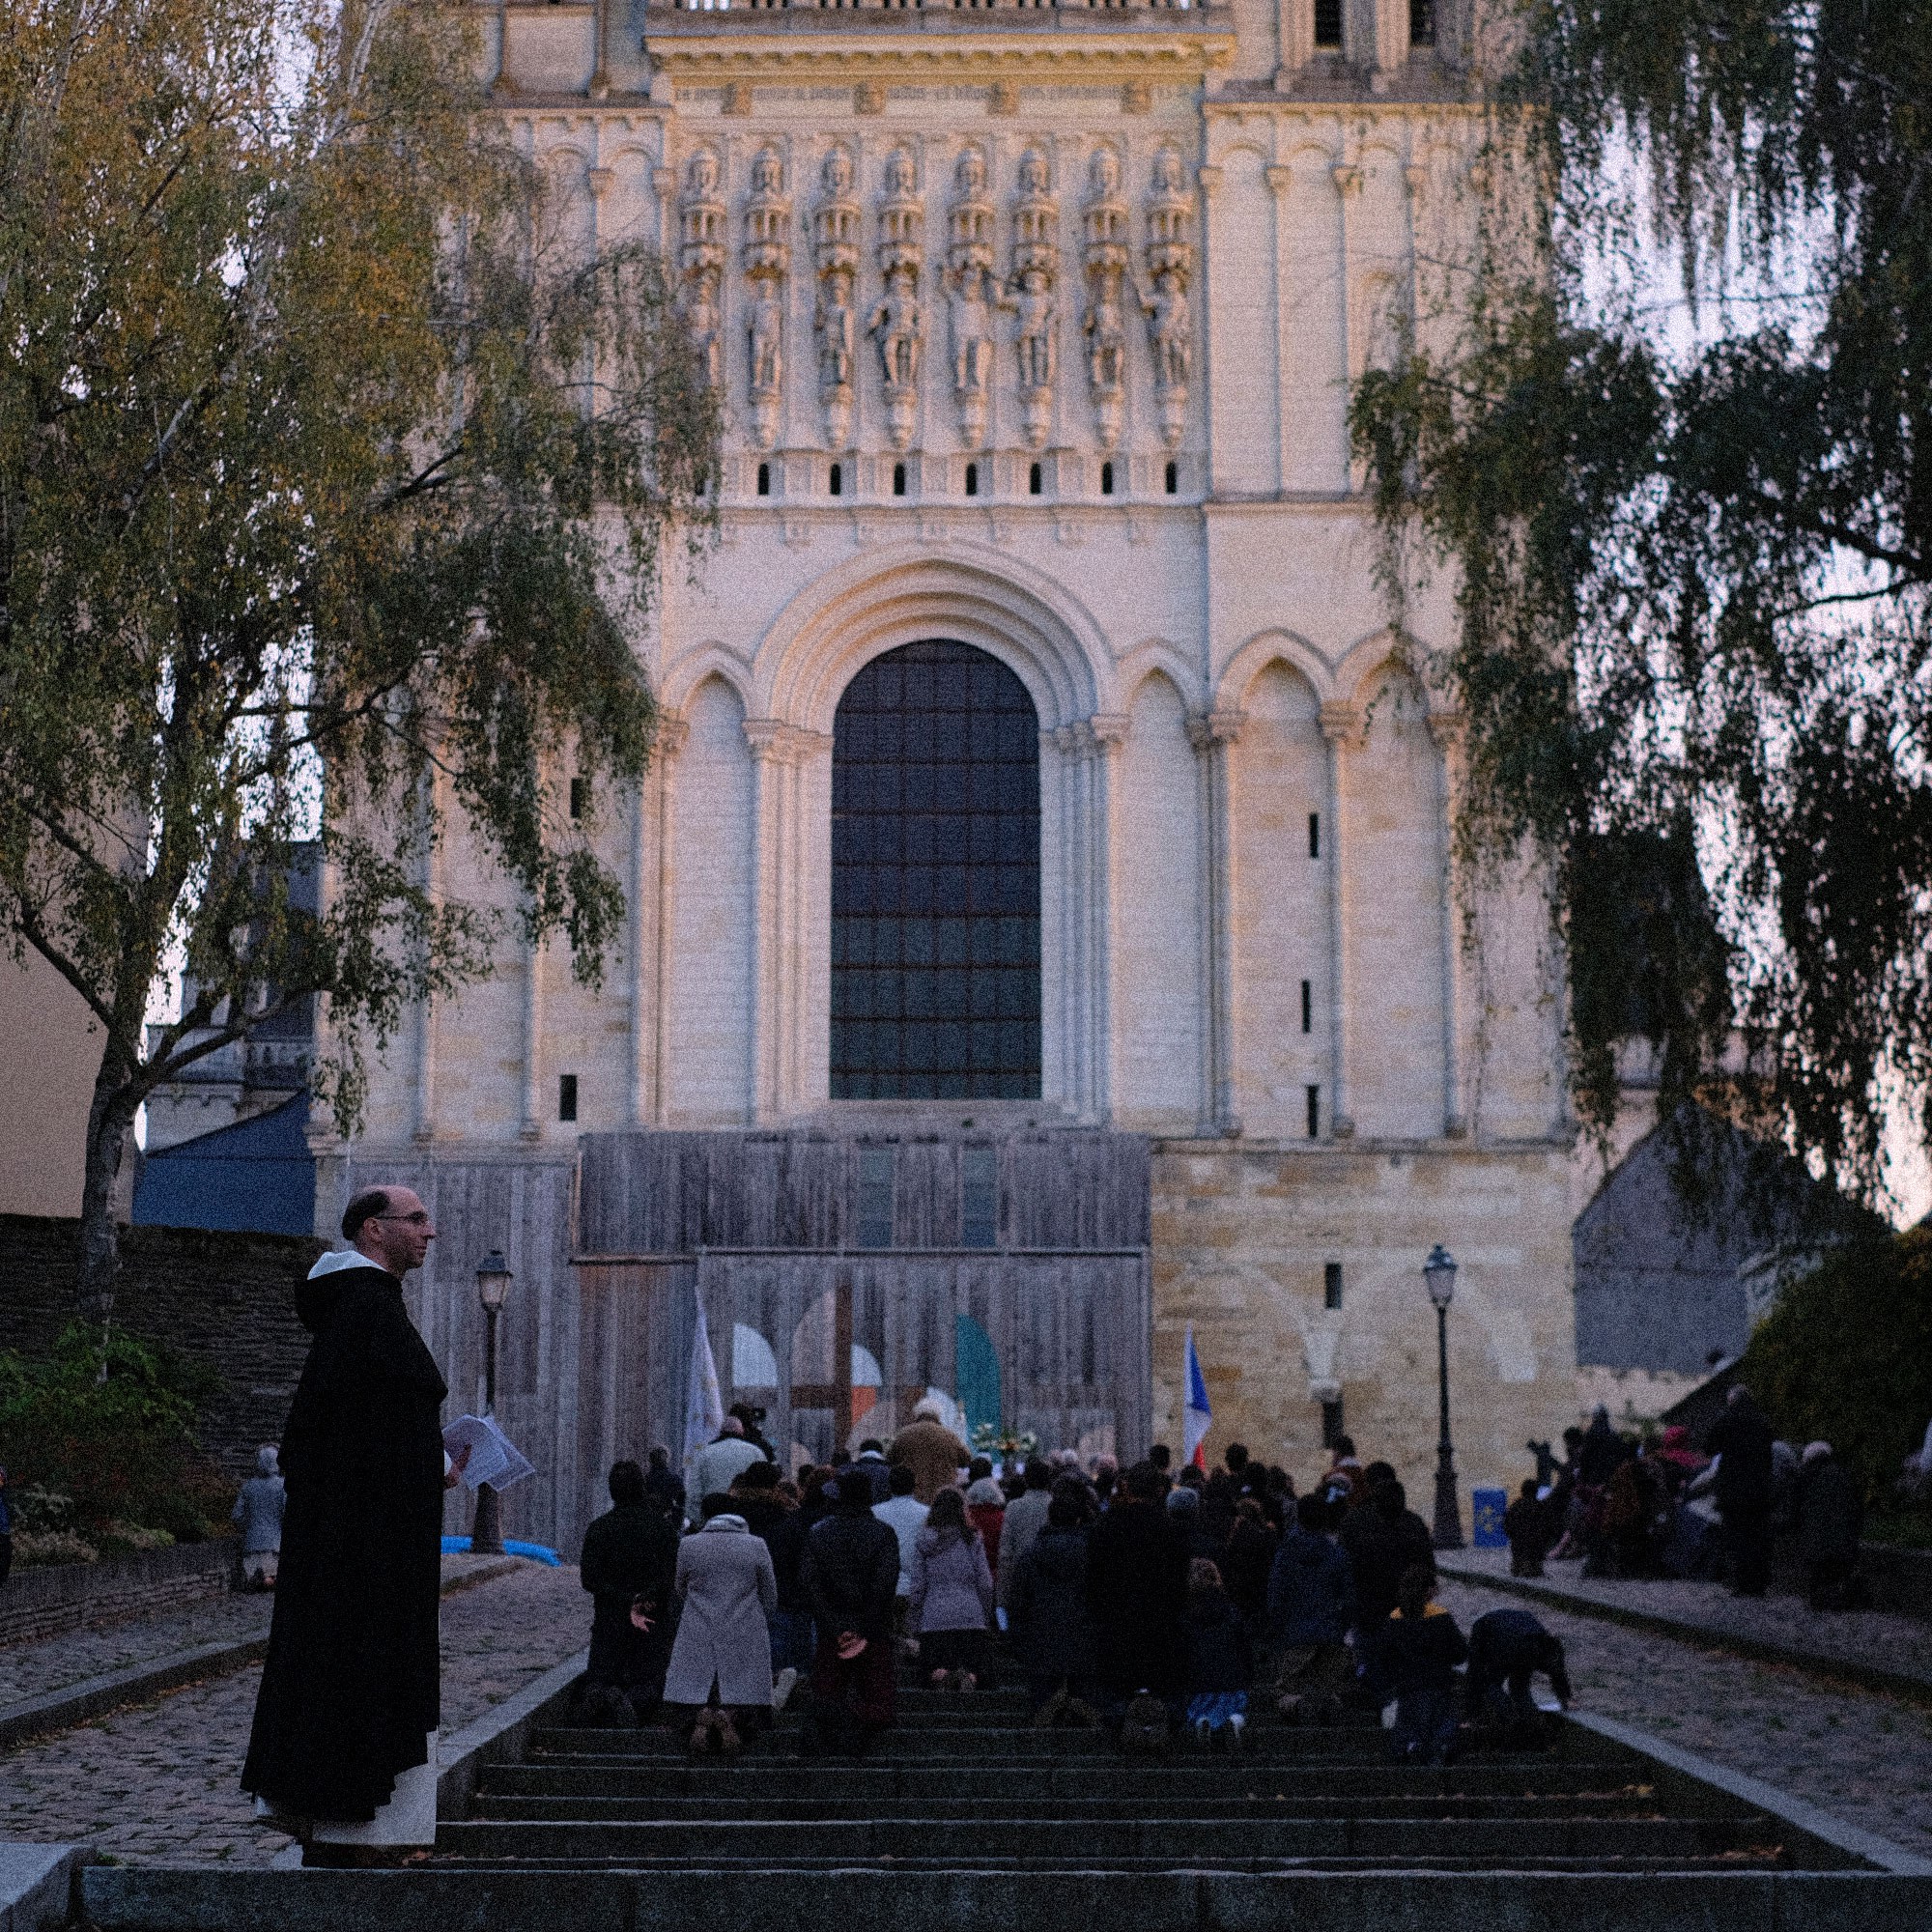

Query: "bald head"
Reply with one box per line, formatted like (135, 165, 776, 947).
(346, 1185, 435, 1279)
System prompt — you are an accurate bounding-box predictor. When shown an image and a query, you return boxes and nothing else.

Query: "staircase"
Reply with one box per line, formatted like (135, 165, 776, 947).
(79, 1667, 1932, 1931)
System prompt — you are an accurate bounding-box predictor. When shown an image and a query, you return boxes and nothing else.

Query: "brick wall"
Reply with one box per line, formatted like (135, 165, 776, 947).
(0, 1215, 323, 1479)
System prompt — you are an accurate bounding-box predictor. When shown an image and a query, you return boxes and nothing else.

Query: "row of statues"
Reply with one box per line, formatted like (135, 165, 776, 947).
(676, 143, 1197, 453)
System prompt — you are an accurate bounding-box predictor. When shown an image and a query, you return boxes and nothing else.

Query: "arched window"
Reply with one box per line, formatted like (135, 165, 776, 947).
(831, 640, 1040, 1098)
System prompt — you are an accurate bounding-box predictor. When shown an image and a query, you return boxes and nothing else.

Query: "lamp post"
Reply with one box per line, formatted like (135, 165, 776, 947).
(471, 1250, 514, 1556)
(1423, 1243, 1464, 1550)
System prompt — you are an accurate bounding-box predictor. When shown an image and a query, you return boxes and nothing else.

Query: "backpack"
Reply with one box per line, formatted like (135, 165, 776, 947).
(1119, 1690, 1172, 1756)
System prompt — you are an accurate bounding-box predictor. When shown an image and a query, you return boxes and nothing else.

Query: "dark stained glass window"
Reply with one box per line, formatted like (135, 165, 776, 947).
(832, 640, 1040, 1098)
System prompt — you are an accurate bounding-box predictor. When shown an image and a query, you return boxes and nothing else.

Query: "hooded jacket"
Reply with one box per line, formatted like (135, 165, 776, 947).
(1266, 1525, 1355, 1646)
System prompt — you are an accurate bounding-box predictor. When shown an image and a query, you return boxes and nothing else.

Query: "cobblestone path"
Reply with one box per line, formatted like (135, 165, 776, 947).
(1440, 1576, 1932, 1859)
(0, 1560, 586, 1867)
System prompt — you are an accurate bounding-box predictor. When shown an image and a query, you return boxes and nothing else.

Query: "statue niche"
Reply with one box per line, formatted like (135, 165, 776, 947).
(741, 145, 791, 451)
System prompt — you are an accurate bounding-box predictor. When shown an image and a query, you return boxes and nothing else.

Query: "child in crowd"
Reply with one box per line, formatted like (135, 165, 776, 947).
(1183, 1558, 1252, 1750)
(1384, 1562, 1467, 1767)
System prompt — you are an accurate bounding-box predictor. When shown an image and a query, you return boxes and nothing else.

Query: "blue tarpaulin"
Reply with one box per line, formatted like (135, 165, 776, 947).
(441, 1535, 561, 1567)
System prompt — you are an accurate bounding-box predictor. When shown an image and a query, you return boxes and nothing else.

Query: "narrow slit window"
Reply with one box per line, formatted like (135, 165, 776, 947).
(1314, 0, 1342, 47)
(1305, 1084, 1321, 1138)
(1100, 460, 1115, 497)
(1308, 810, 1321, 859)
(558, 1073, 579, 1123)
(1321, 1396, 1346, 1450)
(964, 461, 980, 497)
(830, 462, 843, 497)
(1300, 979, 1313, 1034)
(856, 1148, 896, 1249)
(1323, 1261, 1343, 1311)
(755, 462, 771, 497)
(1029, 461, 1043, 496)
(1164, 459, 1179, 496)
(1408, 0, 1435, 45)
(893, 461, 907, 497)
(569, 777, 588, 821)
(961, 1146, 999, 1249)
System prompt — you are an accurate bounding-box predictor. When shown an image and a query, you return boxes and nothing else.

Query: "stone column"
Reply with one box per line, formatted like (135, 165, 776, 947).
(1051, 724, 1089, 1117)
(649, 715, 688, 1125)
(1428, 711, 1466, 1138)
(744, 717, 790, 1123)
(1320, 700, 1363, 1138)
(412, 769, 443, 1145)
(519, 932, 545, 1141)
(1188, 707, 1244, 1136)
(1088, 713, 1129, 1123)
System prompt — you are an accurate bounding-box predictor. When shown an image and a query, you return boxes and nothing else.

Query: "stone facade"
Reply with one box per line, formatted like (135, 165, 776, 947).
(320, 0, 1578, 1524)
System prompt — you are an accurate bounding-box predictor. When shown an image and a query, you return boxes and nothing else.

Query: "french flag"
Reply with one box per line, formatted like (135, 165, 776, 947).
(1182, 1324, 1211, 1470)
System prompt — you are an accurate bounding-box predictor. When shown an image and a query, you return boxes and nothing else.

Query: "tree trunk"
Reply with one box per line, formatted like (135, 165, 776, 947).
(77, 1051, 136, 1324)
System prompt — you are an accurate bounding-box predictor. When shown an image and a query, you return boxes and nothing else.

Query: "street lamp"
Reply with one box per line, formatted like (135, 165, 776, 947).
(470, 1250, 514, 1556)
(1423, 1243, 1464, 1550)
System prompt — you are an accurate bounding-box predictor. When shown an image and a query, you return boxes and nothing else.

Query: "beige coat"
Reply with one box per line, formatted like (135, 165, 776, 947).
(663, 1517, 778, 1708)
(889, 1417, 971, 1505)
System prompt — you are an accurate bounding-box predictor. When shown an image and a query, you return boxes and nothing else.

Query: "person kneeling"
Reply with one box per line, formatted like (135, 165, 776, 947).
(1184, 1558, 1253, 1751)
(662, 1493, 778, 1757)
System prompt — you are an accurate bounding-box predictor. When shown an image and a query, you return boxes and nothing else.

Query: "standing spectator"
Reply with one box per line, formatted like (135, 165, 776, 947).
(800, 1473, 902, 1756)
(1503, 1479, 1555, 1578)
(1384, 1563, 1467, 1767)
(872, 1463, 930, 1640)
(1705, 1384, 1776, 1597)
(728, 1402, 778, 1463)
(1086, 1460, 1187, 1712)
(232, 1446, 287, 1591)
(1007, 1487, 1099, 1720)
(995, 1462, 1055, 1616)
(848, 1438, 894, 1504)
(642, 1446, 686, 1520)
(242, 1185, 458, 1864)
(687, 1417, 768, 1525)
(1321, 1436, 1366, 1510)
(579, 1460, 679, 1721)
(765, 1466, 833, 1686)
(963, 1467, 1008, 1595)
(1266, 1492, 1354, 1723)
(1577, 1406, 1626, 1488)
(888, 1399, 971, 1505)
(1182, 1558, 1252, 1750)
(1341, 1479, 1434, 1703)
(909, 1487, 996, 1690)
(725, 1460, 786, 1540)
(1796, 1441, 1865, 1610)
(663, 1494, 779, 1757)
(1220, 1496, 1278, 1635)
(1464, 1606, 1571, 1738)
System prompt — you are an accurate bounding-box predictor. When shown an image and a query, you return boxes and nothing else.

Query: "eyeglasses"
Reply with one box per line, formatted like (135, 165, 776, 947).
(373, 1212, 433, 1228)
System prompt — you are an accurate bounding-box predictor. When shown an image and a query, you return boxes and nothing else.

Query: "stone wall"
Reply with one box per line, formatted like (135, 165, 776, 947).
(1149, 1140, 1578, 1499)
(0, 1215, 322, 1479)
(0, 1541, 233, 1648)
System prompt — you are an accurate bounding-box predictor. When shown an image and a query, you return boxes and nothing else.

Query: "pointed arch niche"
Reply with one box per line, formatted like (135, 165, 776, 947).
(1231, 658, 1329, 1137)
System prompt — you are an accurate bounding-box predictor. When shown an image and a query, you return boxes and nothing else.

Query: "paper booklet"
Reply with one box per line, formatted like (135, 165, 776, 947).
(442, 1413, 536, 1492)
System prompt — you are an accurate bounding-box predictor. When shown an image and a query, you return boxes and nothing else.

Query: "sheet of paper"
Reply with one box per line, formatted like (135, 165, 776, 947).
(442, 1413, 536, 1492)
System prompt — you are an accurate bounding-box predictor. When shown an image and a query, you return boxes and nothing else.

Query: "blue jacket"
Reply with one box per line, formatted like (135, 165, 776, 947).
(1266, 1525, 1354, 1645)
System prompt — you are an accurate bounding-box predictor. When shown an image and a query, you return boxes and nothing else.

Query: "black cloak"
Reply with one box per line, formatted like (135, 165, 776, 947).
(1084, 1499, 1187, 1697)
(242, 1261, 447, 1821)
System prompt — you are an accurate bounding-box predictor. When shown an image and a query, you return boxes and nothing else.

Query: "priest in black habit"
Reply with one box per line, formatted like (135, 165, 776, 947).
(243, 1184, 460, 1864)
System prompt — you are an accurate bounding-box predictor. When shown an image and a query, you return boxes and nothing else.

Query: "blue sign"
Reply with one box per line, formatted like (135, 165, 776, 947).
(1471, 1487, 1508, 1548)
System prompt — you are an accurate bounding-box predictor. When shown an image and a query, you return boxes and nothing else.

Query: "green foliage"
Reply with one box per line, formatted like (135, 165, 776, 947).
(1741, 1230, 1932, 1509)
(0, 1323, 228, 1541)
(1351, 0, 1932, 1205)
(0, 0, 718, 1302)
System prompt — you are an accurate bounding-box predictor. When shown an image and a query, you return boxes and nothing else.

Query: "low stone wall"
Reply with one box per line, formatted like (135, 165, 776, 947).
(1861, 1542, 1932, 1621)
(0, 1539, 234, 1648)
(0, 1213, 322, 1478)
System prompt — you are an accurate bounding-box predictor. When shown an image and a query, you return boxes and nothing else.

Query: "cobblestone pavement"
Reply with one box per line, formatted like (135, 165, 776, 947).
(0, 1560, 586, 1866)
(1440, 1576, 1932, 1859)
(1442, 1545, 1932, 1686)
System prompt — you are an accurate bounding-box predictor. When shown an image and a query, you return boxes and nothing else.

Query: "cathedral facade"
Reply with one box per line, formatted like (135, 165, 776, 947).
(322, 0, 1577, 1550)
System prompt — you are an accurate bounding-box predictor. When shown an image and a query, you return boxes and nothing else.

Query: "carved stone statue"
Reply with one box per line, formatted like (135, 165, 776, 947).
(1147, 270, 1191, 392)
(678, 149, 726, 394)
(812, 148, 861, 444)
(1084, 284, 1125, 392)
(815, 271, 855, 390)
(948, 265, 996, 397)
(1012, 266, 1057, 390)
(869, 265, 924, 389)
(749, 287, 784, 394)
(1143, 147, 1196, 446)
